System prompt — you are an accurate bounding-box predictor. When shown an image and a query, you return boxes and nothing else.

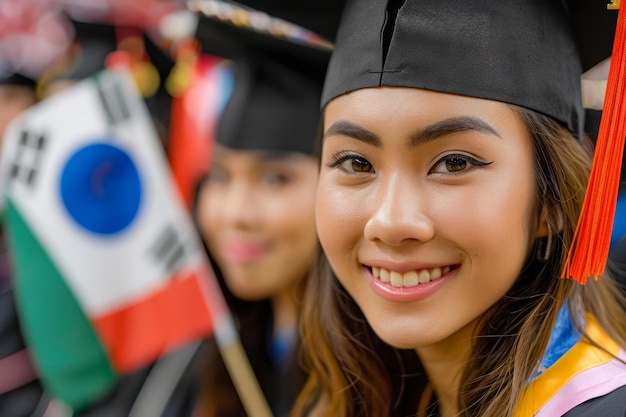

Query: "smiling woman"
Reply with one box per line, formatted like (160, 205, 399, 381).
(189, 10, 330, 417)
(198, 147, 318, 303)
(319, 88, 538, 351)
(276, 1, 626, 417)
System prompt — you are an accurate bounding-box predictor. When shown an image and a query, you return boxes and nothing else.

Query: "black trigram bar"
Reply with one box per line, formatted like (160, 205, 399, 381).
(10, 129, 47, 187)
(97, 76, 131, 126)
(151, 225, 187, 274)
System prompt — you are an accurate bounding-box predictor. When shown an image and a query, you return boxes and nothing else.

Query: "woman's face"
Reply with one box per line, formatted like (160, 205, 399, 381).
(197, 145, 318, 301)
(317, 87, 545, 351)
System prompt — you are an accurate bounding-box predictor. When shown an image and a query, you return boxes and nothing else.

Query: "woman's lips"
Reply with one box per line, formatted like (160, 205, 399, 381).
(221, 242, 269, 263)
(364, 264, 458, 302)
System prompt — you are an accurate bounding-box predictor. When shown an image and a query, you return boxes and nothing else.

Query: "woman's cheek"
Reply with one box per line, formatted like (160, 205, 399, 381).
(316, 182, 366, 254)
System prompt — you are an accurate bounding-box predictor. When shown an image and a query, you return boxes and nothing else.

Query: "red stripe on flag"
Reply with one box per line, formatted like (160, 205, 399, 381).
(92, 271, 213, 373)
(169, 54, 225, 209)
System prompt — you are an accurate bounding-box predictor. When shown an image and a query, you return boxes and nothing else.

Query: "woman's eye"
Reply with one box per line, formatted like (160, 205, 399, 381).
(264, 172, 290, 185)
(430, 154, 491, 174)
(328, 152, 374, 174)
(207, 169, 228, 183)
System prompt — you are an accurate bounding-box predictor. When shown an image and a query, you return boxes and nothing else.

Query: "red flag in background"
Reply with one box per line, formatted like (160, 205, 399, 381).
(167, 42, 234, 209)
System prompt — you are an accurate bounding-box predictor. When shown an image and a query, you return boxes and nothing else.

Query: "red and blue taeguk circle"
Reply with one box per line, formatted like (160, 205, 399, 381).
(60, 141, 142, 235)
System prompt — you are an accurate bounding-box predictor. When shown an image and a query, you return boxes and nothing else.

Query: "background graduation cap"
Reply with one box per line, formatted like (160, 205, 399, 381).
(0, 69, 38, 139)
(44, 18, 174, 96)
(192, 3, 332, 155)
(226, 0, 624, 284)
(0, 72, 37, 88)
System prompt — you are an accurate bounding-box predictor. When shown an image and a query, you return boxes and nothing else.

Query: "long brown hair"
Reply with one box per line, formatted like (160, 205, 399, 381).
(293, 108, 626, 417)
(196, 259, 311, 417)
(191, 177, 313, 417)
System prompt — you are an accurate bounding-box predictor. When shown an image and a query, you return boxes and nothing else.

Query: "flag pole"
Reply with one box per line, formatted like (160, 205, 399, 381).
(198, 263, 275, 417)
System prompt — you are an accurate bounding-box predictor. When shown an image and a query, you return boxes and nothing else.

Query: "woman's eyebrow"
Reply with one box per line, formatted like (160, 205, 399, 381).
(255, 151, 304, 163)
(409, 116, 502, 147)
(323, 116, 501, 148)
(322, 120, 381, 146)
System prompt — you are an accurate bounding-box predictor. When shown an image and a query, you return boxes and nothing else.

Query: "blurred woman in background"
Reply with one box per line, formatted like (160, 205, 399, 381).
(190, 11, 330, 417)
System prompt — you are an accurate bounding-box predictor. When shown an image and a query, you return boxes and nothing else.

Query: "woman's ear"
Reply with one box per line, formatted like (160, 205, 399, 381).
(536, 204, 564, 238)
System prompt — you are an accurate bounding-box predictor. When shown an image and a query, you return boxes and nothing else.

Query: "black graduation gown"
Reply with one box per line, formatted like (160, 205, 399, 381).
(562, 385, 626, 417)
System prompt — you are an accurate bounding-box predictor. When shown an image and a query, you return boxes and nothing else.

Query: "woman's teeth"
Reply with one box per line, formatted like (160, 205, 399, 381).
(372, 266, 452, 287)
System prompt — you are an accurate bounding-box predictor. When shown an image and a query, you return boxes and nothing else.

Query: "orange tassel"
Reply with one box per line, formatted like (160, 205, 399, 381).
(562, 4, 626, 284)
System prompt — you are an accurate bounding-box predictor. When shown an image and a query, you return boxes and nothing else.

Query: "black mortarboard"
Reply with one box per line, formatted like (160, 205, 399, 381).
(191, 2, 331, 155)
(323, 0, 585, 134)
(62, 19, 119, 81)
(0, 72, 37, 89)
(48, 18, 174, 95)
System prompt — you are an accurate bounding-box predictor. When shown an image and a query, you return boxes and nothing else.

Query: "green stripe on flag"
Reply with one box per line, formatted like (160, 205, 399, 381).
(5, 200, 118, 410)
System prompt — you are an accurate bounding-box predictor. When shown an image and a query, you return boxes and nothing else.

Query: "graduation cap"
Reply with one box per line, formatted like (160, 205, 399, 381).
(0, 72, 37, 89)
(41, 17, 174, 98)
(191, 2, 331, 155)
(228, 0, 624, 284)
(62, 19, 119, 81)
(322, 0, 616, 136)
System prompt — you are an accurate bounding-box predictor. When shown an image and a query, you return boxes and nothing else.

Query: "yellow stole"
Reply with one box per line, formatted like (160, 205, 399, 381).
(514, 315, 626, 417)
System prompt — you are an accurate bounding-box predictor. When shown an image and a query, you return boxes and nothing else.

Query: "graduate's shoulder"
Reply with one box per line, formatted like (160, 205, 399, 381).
(563, 385, 626, 417)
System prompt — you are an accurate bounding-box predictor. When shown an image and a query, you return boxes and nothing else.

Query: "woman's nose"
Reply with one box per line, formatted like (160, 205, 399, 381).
(363, 175, 435, 247)
(221, 182, 260, 227)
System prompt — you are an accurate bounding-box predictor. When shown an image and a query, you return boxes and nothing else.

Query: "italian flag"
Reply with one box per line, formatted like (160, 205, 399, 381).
(1, 69, 216, 410)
